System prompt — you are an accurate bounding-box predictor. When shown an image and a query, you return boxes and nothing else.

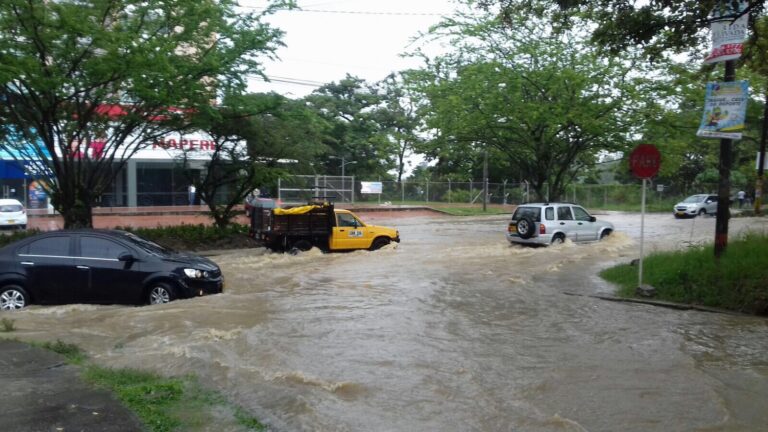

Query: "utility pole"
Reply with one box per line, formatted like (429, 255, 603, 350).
(482, 148, 488, 212)
(715, 59, 736, 258)
(755, 90, 768, 215)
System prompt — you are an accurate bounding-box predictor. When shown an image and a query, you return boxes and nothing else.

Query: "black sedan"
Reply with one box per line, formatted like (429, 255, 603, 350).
(0, 230, 223, 310)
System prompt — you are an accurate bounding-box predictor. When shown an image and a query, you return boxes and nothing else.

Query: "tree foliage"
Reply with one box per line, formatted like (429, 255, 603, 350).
(304, 75, 396, 180)
(411, 14, 645, 200)
(182, 92, 327, 227)
(477, 1, 766, 60)
(0, 0, 289, 227)
(374, 73, 426, 183)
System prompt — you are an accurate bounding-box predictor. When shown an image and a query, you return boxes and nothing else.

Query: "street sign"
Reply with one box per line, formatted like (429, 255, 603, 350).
(630, 144, 661, 179)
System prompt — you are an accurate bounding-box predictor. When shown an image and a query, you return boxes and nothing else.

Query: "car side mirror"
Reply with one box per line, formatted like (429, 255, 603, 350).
(118, 252, 135, 262)
(590, 216, 596, 222)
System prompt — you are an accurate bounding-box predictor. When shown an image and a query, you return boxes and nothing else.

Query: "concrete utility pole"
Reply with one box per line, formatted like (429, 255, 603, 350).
(755, 90, 768, 215)
(482, 149, 488, 212)
(715, 60, 736, 258)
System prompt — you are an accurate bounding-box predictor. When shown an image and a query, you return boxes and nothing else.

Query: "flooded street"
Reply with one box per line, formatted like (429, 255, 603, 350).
(6, 212, 768, 431)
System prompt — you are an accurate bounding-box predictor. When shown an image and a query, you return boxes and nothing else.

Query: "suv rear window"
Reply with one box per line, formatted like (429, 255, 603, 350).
(512, 206, 541, 222)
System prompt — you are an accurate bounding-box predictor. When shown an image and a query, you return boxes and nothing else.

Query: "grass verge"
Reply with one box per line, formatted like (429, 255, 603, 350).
(599, 233, 768, 315)
(32, 339, 266, 431)
(433, 207, 510, 216)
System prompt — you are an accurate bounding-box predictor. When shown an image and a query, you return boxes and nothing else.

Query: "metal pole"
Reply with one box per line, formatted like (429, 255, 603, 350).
(503, 180, 507, 205)
(482, 149, 488, 212)
(401, 179, 405, 203)
(755, 89, 768, 215)
(448, 179, 452, 203)
(639, 178, 646, 287)
(715, 59, 736, 258)
(278, 177, 282, 202)
(351, 175, 355, 204)
(341, 157, 345, 203)
(378, 176, 381, 205)
(426, 178, 429, 203)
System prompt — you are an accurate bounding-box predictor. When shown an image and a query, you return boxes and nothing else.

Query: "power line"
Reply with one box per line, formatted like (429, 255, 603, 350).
(241, 6, 445, 16)
(248, 74, 326, 87)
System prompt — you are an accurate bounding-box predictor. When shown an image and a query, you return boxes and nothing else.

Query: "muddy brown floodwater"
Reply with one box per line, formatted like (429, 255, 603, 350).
(6, 212, 768, 431)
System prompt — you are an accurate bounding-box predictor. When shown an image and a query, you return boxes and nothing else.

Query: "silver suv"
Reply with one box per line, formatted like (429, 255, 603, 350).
(506, 203, 614, 246)
(673, 194, 718, 218)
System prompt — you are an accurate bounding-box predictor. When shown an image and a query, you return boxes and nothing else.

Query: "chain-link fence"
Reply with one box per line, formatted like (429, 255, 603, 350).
(278, 176, 714, 210)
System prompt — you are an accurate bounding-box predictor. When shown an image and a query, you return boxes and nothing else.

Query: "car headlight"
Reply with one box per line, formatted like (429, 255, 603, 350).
(184, 268, 208, 279)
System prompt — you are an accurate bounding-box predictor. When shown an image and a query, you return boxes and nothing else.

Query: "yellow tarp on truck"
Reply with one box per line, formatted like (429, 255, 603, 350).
(272, 205, 321, 215)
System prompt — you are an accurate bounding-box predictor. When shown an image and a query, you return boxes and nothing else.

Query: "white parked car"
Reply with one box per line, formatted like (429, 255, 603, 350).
(0, 199, 27, 230)
(506, 203, 613, 246)
(673, 194, 718, 218)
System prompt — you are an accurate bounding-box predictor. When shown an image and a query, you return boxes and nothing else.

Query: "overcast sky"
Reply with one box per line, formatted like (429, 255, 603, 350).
(241, 0, 461, 97)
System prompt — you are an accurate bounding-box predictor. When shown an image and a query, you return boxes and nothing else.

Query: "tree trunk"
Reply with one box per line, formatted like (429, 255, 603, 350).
(59, 192, 94, 229)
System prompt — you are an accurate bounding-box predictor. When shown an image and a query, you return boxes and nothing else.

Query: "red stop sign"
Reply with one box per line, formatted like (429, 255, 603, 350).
(629, 144, 661, 178)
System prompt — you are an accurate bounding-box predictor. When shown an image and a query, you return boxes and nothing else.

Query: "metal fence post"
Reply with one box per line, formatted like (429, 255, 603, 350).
(351, 175, 355, 204)
(448, 179, 452, 203)
(401, 179, 405, 203)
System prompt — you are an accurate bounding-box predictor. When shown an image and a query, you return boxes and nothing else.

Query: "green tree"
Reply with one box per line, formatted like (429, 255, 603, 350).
(182, 92, 329, 227)
(412, 16, 644, 201)
(477, 1, 765, 59)
(374, 73, 426, 183)
(304, 75, 396, 181)
(0, 0, 289, 228)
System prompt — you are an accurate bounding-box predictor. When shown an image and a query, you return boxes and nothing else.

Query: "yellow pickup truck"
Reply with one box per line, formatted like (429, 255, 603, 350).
(249, 203, 400, 253)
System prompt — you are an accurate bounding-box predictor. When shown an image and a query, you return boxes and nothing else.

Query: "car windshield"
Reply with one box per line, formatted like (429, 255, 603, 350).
(512, 206, 541, 222)
(119, 232, 174, 256)
(682, 195, 706, 203)
(0, 204, 22, 212)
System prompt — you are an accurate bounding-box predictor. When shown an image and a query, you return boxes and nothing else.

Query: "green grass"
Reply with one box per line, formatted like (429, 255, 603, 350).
(39, 339, 87, 364)
(1, 318, 15, 332)
(600, 233, 768, 315)
(434, 206, 511, 216)
(31, 340, 267, 431)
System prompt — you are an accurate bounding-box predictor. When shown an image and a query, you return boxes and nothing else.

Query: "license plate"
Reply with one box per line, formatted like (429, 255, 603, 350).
(675, 211, 685, 215)
(508, 223, 516, 232)
(6, 220, 14, 224)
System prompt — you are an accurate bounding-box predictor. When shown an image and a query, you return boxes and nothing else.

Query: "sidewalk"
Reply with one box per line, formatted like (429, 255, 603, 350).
(0, 340, 144, 431)
(25, 204, 442, 231)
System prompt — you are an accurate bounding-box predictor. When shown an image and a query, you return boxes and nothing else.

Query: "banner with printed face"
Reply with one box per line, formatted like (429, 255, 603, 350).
(704, 1, 749, 64)
(697, 81, 749, 139)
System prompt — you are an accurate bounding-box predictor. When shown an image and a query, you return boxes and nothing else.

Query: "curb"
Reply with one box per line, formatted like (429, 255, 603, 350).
(563, 291, 752, 316)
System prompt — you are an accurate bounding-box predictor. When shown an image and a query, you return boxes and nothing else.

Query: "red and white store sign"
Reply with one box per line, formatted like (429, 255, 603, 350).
(68, 132, 242, 161)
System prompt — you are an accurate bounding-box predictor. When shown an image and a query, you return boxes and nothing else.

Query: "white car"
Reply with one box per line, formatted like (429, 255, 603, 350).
(506, 203, 613, 246)
(673, 194, 718, 218)
(0, 199, 27, 229)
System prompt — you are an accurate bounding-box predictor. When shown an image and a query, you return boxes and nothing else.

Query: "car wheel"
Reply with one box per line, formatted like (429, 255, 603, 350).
(148, 282, 176, 305)
(0, 285, 29, 310)
(516, 216, 535, 239)
(551, 233, 565, 245)
(370, 237, 390, 251)
(698, 209, 706, 217)
(600, 230, 612, 240)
